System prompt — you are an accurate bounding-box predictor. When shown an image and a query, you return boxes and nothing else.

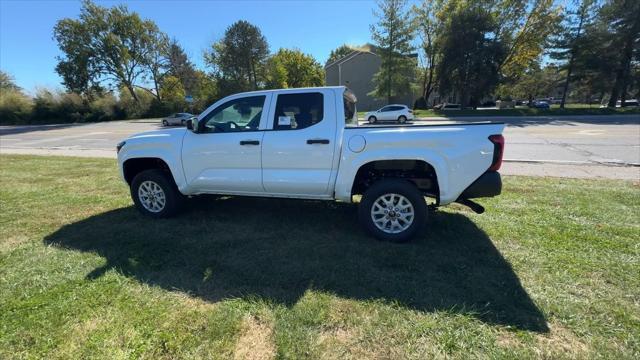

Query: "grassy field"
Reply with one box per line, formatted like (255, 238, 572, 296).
(359, 105, 640, 118)
(1, 155, 639, 359)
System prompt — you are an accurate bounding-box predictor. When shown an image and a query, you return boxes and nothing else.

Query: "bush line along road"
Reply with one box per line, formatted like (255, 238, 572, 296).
(1, 114, 638, 180)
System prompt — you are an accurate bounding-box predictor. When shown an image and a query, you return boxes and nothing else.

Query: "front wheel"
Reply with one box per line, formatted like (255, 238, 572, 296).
(368, 116, 377, 124)
(358, 179, 427, 242)
(131, 169, 184, 218)
(162, 120, 168, 126)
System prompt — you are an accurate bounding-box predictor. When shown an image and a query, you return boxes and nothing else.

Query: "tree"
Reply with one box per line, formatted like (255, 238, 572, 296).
(145, 31, 170, 101)
(497, 63, 562, 102)
(159, 75, 187, 112)
(264, 56, 288, 89)
(493, 0, 563, 80)
(550, 0, 597, 108)
(266, 49, 324, 89)
(598, 0, 640, 107)
(166, 39, 198, 94)
(437, 5, 507, 108)
(369, 0, 416, 103)
(53, 0, 167, 102)
(190, 71, 217, 112)
(205, 20, 269, 94)
(0, 71, 21, 92)
(412, 0, 441, 108)
(326, 44, 353, 65)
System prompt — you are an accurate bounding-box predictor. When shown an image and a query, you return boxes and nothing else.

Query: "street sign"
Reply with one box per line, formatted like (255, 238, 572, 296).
(185, 95, 194, 103)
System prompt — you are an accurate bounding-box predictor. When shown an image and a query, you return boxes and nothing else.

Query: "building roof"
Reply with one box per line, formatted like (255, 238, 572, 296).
(324, 43, 418, 69)
(324, 43, 378, 69)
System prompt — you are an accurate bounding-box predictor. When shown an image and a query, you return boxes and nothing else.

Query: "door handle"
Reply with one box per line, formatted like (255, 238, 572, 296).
(240, 140, 260, 145)
(307, 139, 330, 145)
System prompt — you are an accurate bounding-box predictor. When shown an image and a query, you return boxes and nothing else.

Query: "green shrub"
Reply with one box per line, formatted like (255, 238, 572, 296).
(86, 93, 124, 122)
(0, 89, 33, 124)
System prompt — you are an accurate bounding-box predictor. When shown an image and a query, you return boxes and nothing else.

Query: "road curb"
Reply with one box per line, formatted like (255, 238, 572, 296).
(503, 158, 640, 167)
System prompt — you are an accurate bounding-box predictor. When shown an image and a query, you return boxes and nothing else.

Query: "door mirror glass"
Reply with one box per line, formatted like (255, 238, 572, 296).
(187, 118, 198, 133)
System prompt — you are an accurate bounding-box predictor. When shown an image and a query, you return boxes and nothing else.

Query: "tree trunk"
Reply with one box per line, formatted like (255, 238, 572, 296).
(608, 12, 640, 107)
(126, 83, 139, 103)
(619, 60, 631, 106)
(153, 71, 161, 101)
(387, 55, 392, 104)
(560, 57, 574, 109)
(250, 58, 257, 90)
(560, 9, 585, 109)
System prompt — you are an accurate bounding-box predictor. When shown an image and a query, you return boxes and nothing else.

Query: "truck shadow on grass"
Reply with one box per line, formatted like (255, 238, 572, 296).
(44, 196, 548, 332)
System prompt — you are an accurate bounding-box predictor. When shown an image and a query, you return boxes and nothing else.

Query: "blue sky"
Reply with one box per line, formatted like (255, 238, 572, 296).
(0, 0, 419, 93)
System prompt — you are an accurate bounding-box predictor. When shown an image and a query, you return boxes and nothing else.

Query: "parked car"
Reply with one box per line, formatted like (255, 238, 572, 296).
(162, 113, 195, 126)
(365, 104, 414, 124)
(529, 100, 550, 109)
(117, 87, 504, 242)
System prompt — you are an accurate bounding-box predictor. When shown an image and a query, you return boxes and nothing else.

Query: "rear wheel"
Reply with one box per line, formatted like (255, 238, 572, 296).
(358, 179, 427, 242)
(131, 169, 184, 218)
(398, 115, 407, 123)
(368, 116, 377, 124)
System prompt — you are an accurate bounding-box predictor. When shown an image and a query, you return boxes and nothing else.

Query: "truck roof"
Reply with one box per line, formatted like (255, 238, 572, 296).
(230, 86, 347, 97)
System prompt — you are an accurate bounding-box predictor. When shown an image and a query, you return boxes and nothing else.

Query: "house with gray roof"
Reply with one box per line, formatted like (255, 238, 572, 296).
(324, 44, 416, 111)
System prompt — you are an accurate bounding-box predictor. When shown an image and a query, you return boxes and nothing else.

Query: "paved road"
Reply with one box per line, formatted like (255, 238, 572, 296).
(1, 115, 639, 179)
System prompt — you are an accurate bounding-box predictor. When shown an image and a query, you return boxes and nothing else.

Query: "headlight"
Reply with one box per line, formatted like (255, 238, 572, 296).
(116, 141, 126, 153)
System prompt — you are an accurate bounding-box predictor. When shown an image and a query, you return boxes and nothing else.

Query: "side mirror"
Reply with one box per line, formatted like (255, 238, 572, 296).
(186, 118, 198, 132)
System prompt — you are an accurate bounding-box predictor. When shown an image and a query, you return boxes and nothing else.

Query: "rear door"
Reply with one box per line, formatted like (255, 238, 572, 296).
(388, 106, 401, 120)
(261, 90, 337, 196)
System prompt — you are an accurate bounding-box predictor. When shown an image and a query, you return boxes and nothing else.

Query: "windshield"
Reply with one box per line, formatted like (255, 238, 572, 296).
(343, 89, 357, 126)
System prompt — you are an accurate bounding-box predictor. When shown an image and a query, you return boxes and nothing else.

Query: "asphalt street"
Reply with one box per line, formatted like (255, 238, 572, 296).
(1, 115, 638, 179)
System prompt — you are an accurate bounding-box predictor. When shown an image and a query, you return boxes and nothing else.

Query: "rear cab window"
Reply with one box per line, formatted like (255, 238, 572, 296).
(272, 92, 324, 130)
(343, 89, 357, 126)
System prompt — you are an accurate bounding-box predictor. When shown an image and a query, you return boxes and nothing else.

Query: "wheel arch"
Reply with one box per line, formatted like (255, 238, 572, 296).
(349, 159, 440, 203)
(123, 157, 177, 187)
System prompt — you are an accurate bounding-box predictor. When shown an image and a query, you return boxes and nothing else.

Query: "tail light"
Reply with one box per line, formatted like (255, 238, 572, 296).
(408, 109, 413, 113)
(488, 134, 504, 171)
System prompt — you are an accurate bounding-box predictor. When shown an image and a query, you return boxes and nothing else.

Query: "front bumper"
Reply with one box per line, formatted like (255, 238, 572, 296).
(459, 171, 502, 199)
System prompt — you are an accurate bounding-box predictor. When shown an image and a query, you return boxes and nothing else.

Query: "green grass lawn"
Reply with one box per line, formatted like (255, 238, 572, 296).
(359, 106, 640, 119)
(1, 155, 639, 359)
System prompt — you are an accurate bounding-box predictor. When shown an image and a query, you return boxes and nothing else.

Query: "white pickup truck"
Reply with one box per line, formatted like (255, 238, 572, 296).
(117, 86, 504, 242)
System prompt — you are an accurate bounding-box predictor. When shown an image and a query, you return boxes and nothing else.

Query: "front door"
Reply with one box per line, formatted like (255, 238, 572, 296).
(182, 95, 268, 193)
(261, 91, 337, 196)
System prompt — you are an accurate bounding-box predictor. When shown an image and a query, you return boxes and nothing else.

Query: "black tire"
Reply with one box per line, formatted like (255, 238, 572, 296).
(162, 120, 168, 126)
(398, 115, 407, 123)
(130, 169, 184, 218)
(358, 179, 427, 242)
(368, 116, 377, 124)
(181, 119, 186, 126)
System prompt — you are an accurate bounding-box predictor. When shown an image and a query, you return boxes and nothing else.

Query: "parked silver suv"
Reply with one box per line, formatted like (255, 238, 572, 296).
(162, 113, 195, 126)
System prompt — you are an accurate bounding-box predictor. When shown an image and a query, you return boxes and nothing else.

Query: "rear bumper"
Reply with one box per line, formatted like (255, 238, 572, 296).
(459, 171, 502, 199)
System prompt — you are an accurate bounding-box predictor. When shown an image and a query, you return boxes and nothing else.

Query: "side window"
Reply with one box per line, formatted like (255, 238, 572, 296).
(380, 106, 391, 112)
(273, 93, 324, 130)
(201, 96, 265, 133)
